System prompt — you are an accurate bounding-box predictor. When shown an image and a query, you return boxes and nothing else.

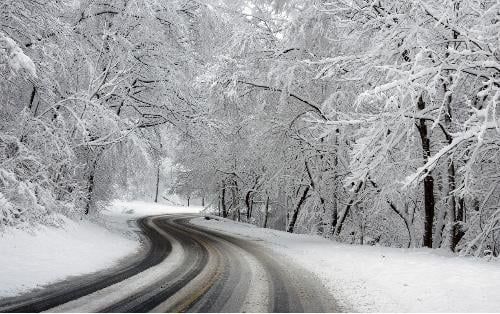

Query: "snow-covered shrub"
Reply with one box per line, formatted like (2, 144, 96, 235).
(0, 117, 80, 230)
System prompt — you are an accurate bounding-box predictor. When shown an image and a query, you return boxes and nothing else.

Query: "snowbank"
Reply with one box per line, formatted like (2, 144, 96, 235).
(0, 216, 139, 298)
(192, 217, 500, 312)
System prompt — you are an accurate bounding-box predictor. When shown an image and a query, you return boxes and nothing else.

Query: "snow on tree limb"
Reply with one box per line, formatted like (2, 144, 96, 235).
(0, 33, 37, 78)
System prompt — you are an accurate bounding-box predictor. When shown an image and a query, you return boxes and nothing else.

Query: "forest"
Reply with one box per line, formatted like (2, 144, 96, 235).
(1, 0, 499, 257)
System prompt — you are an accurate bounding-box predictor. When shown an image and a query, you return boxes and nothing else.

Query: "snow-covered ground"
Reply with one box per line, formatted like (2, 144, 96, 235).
(0, 200, 200, 299)
(192, 216, 500, 312)
(0, 216, 139, 298)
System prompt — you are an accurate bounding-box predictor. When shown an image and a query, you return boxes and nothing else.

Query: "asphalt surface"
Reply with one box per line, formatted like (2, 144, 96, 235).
(0, 214, 339, 313)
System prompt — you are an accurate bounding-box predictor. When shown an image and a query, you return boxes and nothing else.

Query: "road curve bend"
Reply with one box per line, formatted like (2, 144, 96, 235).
(0, 214, 340, 313)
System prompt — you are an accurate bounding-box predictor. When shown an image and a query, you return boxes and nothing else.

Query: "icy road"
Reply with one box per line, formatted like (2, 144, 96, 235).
(0, 215, 338, 312)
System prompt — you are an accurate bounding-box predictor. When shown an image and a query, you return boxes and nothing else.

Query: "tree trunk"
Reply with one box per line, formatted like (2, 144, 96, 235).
(443, 108, 465, 251)
(218, 193, 221, 217)
(329, 135, 339, 237)
(416, 95, 435, 248)
(448, 159, 464, 251)
(443, 26, 465, 251)
(245, 177, 260, 221)
(245, 190, 253, 220)
(231, 179, 240, 221)
(389, 201, 416, 248)
(249, 199, 253, 220)
(433, 206, 447, 248)
(28, 86, 37, 112)
(263, 194, 270, 228)
(433, 174, 446, 248)
(221, 181, 228, 218)
(287, 185, 310, 233)
(84, 153, 102, 215)
(304, 159, 327, 230)
(330, 199, 338, 237)
(406, 215, 416, 248)
(154, 162, 160, 203)
(84, 166, 96, 215)
(335, 181, 363, 236)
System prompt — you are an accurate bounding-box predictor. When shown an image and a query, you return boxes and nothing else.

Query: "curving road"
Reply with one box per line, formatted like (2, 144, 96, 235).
(0, 215, 339, 313)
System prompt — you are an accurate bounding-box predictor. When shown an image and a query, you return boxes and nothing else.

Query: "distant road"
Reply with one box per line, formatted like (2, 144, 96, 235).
(0, 215, 339, 312)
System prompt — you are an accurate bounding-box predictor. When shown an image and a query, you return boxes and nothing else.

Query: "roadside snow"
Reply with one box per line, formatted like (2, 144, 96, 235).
(0, 200, 201, 299)
(0, 215, 139, 298)
(192, 216, 500, 312)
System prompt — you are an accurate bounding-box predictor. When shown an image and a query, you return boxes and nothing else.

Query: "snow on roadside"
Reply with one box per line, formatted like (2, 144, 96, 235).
(0, 200, 201, 299)
(0, 215, 139, 298)
(192, 216, 500, 312)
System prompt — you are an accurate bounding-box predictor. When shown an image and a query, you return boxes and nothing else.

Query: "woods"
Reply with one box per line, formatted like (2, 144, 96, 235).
(1, 0, 211, 226)
(173, 0, 500, 256)
(1, 0, 500, 257)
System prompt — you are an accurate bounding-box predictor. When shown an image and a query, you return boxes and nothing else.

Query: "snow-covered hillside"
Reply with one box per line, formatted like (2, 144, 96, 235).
(193, 216, 500, 312)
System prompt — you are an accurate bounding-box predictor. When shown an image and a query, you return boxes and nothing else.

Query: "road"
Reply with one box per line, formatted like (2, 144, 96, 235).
(0, 215, 339, 313)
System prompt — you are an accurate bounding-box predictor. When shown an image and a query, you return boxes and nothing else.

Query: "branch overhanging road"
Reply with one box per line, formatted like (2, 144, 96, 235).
(0, 215, 339, 313)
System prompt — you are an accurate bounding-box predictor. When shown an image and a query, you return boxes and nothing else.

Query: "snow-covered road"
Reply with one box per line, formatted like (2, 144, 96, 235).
(1, 214, 338, 312)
